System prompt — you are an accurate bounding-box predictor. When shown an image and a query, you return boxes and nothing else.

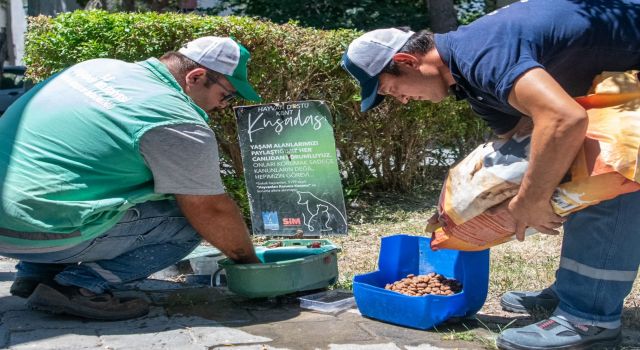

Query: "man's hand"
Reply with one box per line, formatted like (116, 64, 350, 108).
(507, 194, 564, 241)
(505, 67, 588, 242)
(176, 194, 260, 264)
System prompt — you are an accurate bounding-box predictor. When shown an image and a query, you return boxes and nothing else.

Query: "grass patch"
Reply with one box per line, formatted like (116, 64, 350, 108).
(285, 191, 640, 346)
(441, 329, 478, 342)
(437, 319, 500, 350)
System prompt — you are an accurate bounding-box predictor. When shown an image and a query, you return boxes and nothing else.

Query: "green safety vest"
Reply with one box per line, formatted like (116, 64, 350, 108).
(0, 58, 209, 248)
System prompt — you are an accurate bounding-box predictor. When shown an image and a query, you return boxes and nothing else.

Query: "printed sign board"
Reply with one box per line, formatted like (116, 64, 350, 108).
(234, 100, 348, 236)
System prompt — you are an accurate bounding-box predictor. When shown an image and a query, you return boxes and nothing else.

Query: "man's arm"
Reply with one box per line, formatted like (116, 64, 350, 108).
(175, 193, 260, 264)
(468, 100, 522, 137)
(496, 116, 534, 139)
(507, 67, 588, 240)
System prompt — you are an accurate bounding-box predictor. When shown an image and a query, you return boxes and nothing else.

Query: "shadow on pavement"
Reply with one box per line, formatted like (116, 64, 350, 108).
(0, 285, 300, 348)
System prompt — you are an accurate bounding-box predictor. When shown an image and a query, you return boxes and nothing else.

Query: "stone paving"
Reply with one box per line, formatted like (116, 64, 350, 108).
(1, 257, 639, 350)
(0, 258, 492, 350)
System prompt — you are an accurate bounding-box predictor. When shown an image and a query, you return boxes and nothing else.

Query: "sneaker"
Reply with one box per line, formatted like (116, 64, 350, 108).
(26, 283, 149, 321)
(500, 287, 559, 314)
(497, 316, 622, 350)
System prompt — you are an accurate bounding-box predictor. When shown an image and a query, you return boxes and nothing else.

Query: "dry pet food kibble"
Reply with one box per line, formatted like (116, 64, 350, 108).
(384, 273, 462, 296)
(266, 241, 283, 248)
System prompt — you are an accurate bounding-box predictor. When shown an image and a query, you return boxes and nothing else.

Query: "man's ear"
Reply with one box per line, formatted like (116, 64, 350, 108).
(391, 53, 420, 70)
(184, 68, 207, 86)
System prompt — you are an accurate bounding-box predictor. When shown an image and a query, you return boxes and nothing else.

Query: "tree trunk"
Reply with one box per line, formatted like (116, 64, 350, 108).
(145, 0, 171, 12)
(84, 0, 104, 10)
(28, 0, 81, 15)
(427, 0, 457, 33)
(121, 0, 135, 11)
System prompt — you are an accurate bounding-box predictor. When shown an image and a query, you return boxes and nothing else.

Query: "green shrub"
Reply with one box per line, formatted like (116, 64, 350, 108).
(25, 11, 487, 194)
(221, 175, 251, 223)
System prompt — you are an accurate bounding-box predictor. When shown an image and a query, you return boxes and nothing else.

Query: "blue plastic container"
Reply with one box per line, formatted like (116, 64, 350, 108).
(353, 234, 490, 330)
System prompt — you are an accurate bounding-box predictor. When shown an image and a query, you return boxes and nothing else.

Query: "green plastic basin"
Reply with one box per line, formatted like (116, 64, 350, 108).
(218, 239, 339, 298)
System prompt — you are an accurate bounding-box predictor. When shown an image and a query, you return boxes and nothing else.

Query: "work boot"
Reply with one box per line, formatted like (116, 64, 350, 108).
(27, 283, 149, 321)
(496, 316, 622, 350)
(500, 287, 559, 314)
(10, 276, 53, 298)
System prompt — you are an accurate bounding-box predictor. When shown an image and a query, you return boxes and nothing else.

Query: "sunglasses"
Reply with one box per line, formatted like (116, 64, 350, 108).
(215, 81, 238, 102)
(205, 72, 238, 102)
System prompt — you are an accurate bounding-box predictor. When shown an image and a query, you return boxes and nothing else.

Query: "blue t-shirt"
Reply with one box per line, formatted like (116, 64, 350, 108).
(435, 0, 640, 134)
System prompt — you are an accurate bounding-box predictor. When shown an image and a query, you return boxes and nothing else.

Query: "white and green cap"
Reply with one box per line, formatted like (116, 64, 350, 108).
(179, 36, 261, 102)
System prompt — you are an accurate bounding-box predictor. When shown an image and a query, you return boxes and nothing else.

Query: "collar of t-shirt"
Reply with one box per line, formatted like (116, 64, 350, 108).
(434, 33, 496, 106)
(138, 57, 184, 92)
(433, 33, 523, 134)
(137, 57, 210, 123)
